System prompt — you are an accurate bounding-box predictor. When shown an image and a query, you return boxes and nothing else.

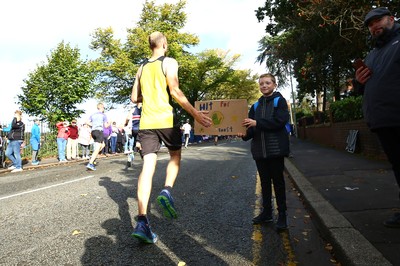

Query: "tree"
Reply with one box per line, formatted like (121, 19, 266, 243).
(255, 0, 398, 113)
(182, 49, 259, 101)
(90, 0, 260, 122)
(90, 0, 200, 106)
(18, 41, 95, 127)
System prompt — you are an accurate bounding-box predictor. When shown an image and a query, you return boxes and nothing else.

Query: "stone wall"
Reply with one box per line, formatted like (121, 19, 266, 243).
(297, 120, 387, 160)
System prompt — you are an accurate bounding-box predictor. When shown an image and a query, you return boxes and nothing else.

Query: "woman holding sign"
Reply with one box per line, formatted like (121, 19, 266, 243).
(239, 73, 290, 230)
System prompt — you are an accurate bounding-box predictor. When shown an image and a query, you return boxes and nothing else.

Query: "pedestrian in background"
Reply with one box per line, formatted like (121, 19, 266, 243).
(66, 119, 79, 160)
(30, 118, 41, 165)
(353, 7, 400, 228)
(124, 123, 132, 154)
(239, 73, 290, 230)
(181, 119, 191, 148)
(86, 103, 109, 171)
(125, 103, 142, 153)
(130, 31, 212, 244)
(5, 110, 25, 172)
(56, 121, 69, 162)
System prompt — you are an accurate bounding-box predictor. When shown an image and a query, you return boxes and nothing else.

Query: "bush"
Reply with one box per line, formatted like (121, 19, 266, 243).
(313, 111, 329, 124)
(330, 96, 363, 122)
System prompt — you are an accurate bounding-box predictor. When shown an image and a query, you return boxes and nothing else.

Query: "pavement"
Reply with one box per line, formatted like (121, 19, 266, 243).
(285, 136, 399, 266)
(1, 139, 399, 265)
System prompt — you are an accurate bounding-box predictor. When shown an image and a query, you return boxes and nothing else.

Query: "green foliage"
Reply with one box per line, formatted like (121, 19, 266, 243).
(90, 0, 260, 122)
(255, 0, 397, 111)
(18, 41, 95, 128)
(90, 0, 197, 106)
(330, 96, 363, 122)
(20, 132, 58, 159)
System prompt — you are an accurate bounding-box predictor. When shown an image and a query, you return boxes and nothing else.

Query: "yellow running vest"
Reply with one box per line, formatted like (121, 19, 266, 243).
(139, 56, 174, 129)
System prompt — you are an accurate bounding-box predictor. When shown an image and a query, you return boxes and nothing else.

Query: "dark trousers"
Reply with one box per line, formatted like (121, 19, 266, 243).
(102, 138, 110, 154)
(255, 157, 287, 213)
(375, 127, 400, 200)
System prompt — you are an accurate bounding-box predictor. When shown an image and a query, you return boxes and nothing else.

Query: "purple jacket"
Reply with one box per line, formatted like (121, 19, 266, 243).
(103, 125, 112, 138)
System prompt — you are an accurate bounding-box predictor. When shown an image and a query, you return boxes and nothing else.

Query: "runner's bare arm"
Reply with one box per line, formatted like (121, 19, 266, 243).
(131, 66, 143, 103)
(164, 58, 211, 128)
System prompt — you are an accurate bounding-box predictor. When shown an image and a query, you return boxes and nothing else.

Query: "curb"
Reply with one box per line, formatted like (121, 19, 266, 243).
(0, 158, 85, 175)
(284, 158, 392, 266)
(0, 153, 125, 175)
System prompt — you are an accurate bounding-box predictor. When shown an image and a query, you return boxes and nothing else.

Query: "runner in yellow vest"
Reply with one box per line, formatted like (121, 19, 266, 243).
(130, 31, 211, 243)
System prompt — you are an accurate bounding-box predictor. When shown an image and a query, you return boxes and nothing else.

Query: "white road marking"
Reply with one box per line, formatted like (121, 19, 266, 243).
(0, 175, 95, 201)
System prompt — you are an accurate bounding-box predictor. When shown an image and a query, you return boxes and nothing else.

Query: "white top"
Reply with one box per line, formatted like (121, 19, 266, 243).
(182, 122, 191, 135)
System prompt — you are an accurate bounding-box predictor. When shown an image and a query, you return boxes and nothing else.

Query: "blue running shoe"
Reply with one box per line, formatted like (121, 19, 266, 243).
(157, 189, 177, 219)
(86, 163, 96, 171)
(131, 221, 158, 244)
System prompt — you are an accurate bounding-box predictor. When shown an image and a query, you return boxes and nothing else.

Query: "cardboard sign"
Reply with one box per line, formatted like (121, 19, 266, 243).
(194, 99, 248, 135)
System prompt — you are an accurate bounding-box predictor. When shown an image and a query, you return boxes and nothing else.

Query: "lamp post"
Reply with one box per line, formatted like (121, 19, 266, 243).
(289, 66, 297, 137)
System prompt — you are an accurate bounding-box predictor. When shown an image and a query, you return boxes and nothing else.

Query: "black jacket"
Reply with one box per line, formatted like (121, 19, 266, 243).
(8, 117, 25, 141)
(353, 23, 400, 130)
(242, 92, 290, 160)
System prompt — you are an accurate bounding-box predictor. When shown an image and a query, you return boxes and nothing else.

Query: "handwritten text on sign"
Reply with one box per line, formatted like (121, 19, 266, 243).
(194, 99, 248, 135)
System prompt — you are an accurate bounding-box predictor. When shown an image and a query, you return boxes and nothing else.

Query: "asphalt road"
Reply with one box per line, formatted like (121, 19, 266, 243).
(0, 140, 337, 265)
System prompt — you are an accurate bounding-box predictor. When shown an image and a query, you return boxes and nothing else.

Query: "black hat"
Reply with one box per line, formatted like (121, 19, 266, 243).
(364, 7, 392, 27)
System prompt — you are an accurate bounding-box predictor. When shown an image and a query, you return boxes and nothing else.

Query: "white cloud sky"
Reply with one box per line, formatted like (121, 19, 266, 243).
(0, 0, 290, 124)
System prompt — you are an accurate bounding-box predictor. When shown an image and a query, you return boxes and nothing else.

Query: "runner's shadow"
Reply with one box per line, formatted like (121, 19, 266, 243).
(81, 232, 115, 265)
(98, 176, 134, 232)
(81, 176, 176, 265)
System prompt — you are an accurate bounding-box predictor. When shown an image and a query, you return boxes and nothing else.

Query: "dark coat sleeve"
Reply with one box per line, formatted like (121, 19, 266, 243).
(352, 78, 365, 95)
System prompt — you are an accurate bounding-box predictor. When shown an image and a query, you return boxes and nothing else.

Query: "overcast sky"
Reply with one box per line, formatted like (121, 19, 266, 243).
(0, 0, 291, 124)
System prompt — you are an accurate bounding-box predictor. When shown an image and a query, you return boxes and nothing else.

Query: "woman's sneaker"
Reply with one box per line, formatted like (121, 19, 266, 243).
(157, 189, 177, 219)
(131, 221, 158, 244)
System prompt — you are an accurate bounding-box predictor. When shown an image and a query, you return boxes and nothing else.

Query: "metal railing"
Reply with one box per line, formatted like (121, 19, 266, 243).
(1, 121, 58, 163)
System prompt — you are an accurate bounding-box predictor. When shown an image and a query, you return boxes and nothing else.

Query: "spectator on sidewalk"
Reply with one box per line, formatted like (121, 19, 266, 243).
(239, 73, 290, 230)
(130, 31, 212, 244)
(5, 110, 25, 172)
(353, 7, 400, 228)
(56, 121, 69, 162)
(116, 125, 126, 153)
(78, 122, 91, 159)
(66, 119, 79, 160)
(110, 122, 118, 154)
(102, 123, 112, 155)
(30, 118, 41, 165)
